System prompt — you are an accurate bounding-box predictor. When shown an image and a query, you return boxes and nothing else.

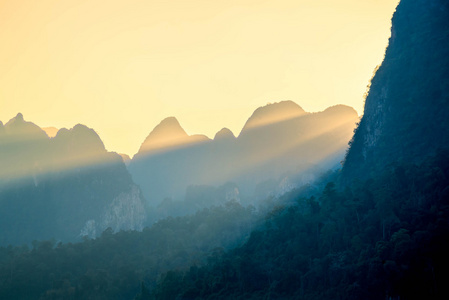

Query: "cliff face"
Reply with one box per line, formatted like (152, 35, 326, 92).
(80, 186, 146, 238)
(343, 0, 449, 181)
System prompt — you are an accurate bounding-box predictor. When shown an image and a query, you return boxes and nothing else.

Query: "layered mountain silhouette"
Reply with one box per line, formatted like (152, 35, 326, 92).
(129, 101, 358, 205)
(137, 116, 208, 153)
(240, 100, 307, 131)
(149, 2, 449, 298)
(1, 113, 49, 182)
(0, 114, 147, 246)
(343, 0, 449, 181)
(0, 100, 358, 244)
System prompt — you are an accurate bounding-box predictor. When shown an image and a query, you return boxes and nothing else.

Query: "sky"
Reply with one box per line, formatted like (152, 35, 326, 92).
(0, 0, 400, 156)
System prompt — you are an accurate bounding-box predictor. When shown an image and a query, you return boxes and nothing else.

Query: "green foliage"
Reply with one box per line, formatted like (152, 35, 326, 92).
(343, 0, 449, 182)
(152, 150, 449, 299)
(0, 201, 257, 299)
(1, 148, 448, 300)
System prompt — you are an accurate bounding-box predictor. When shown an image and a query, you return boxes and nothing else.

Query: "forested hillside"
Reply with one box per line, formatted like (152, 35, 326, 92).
(2, 150, 448, 299)
(152, 0, 449, 298)
(343, 0, 449, 181)
(152, 151, 449, 299)
(0, 202, 256, 299)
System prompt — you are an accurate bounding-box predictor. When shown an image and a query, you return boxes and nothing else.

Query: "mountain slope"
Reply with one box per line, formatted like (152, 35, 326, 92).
(137, 117, 200, 154)
(342, 0, 449, 181)
(129, 101, 358, 206)
(239, 100, 306, 133)
(151, 1, 449, 298)
(0, 114, 147, 246)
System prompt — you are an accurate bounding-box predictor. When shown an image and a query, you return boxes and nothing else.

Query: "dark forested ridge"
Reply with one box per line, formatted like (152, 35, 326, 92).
(152, 150, 449, 300)
(2, 151, 448, 299)
(343, 0, 449, 181)
(0, 202, 257, 299)
(152, 0, 449, 298)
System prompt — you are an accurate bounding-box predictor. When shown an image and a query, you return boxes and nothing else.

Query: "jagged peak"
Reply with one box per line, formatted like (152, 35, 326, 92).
(4, 113, 48, 138)
(138, 116, 190, 153)
(53, 124, 106, 152)
(5, 113, 25, 127)
(151, 117, 187, 137)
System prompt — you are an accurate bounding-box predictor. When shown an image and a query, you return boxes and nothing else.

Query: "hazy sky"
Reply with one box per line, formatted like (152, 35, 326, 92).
(0, 0, 399, 156)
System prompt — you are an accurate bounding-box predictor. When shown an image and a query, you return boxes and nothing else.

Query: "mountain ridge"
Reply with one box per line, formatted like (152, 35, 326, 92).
(129, 101, 358, 205)
(0, 114, 147, 246)
(239, 100, 307, 135)
(342, 0, 449, 181)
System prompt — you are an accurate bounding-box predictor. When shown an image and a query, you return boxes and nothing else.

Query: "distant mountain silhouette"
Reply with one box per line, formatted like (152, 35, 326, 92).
(51, 124, 108, 168)
(139, 117, 189, 153)
(240, 100, 306, 133)
(342, 0, 449, 181)
(1, 113, 49, 181)
(137, 117, 211, 155)
(214, 128, 236, 140)
(129, 101, 358, 206)
(0, 114, 147, 246)
(4, 113, 48, 138)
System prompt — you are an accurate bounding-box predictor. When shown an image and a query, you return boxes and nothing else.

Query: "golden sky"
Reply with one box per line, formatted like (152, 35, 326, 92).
(0, 0, 399, 156)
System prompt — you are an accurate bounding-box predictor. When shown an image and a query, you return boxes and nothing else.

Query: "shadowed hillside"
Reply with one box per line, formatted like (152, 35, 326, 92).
(150, 1, 449, 298)
(343, 0, 449, 181)
(0, 114, 147, 246)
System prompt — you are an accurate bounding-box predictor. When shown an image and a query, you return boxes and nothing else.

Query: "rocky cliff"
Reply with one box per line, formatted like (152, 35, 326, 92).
(343, 0, 449, 181)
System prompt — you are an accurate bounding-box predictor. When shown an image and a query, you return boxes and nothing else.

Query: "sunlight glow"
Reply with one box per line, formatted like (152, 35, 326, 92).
(0, 0, 399, 156)
(132, 104, 358, 189)
(0, 116, 119, 183)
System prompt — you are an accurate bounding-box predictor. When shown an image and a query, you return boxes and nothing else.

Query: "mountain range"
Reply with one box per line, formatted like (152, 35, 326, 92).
(129, 101, 358, 205)
(0, 100, 357, 244)
(0, 114, 146, 245)
(151, 1, 449, 298)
